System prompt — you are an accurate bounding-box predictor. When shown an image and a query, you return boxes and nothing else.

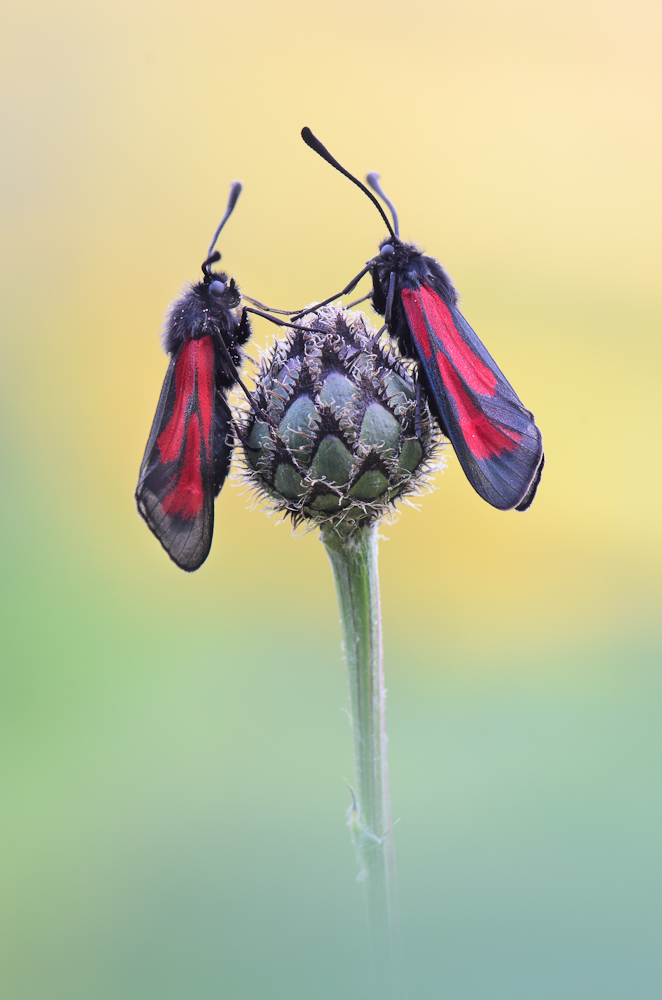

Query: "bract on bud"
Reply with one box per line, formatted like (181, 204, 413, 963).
(237, 306, 445, 532)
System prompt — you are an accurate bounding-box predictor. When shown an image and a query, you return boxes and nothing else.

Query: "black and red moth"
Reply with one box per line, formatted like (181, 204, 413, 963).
(300, 128, 544, 511)
(135, 183, 252, 571)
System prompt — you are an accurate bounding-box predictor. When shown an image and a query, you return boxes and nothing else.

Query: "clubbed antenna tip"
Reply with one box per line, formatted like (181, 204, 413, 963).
(206, 180, 243, 263)
(300, 127, 396, 239)
(366, 172, 400, 238)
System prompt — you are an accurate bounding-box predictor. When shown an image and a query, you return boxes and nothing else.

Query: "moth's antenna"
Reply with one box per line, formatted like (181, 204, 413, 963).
(301, 127, 396, 240)
(205, 181, 243, 264)
(366, 172, 400, 239)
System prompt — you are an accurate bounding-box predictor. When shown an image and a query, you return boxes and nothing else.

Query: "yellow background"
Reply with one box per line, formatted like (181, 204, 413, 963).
(1, 1, 660, 997)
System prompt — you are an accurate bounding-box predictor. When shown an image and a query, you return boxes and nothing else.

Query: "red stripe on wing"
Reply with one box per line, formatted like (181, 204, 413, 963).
(434, 349, 521, 460)
(403, 288, 433, 359)
(155, 336, 215, 520)
(162, 418, 204, 518)
(401, 286, 521, 461)
(157, 338, 214, 462)
(403, 287, 497, 395)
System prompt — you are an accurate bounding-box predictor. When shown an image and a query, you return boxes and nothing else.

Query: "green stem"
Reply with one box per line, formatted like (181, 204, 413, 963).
(321, 522, 399, 983)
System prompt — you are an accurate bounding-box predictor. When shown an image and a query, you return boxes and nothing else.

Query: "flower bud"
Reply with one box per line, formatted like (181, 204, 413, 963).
(237, 306, 444, 531)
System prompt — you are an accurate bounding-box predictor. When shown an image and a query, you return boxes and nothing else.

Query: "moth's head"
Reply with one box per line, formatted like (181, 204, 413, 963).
(376, 236, 405, 259)
(374, 236, 415, 275)
(200, 266, 241, 309)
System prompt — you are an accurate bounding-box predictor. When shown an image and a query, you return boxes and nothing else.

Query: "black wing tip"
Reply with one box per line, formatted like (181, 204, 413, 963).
(135, 487, 212, 572)
(150, 529, 211, 572)
(168, 551, 208, 573)
(514, 453, 545, 511)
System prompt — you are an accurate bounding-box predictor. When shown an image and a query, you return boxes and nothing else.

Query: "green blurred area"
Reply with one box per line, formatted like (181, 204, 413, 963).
(1, 0, 661, 997)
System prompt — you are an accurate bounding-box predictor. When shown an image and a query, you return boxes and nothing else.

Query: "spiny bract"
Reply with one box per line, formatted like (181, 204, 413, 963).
(237, 306, 445, 533)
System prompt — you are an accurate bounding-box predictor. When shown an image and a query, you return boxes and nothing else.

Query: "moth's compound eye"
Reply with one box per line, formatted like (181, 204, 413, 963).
(209, 280, 227, 297)
(380, 244, 394, 257)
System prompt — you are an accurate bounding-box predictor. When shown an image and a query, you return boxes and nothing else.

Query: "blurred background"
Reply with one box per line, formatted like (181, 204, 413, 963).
(1, 0, 661, 997)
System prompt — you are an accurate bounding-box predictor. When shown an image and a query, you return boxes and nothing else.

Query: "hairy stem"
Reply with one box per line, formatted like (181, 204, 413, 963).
(321, 522, 399, 986)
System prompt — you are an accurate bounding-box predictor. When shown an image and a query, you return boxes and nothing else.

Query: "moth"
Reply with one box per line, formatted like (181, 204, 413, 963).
(135, 183, 254, 570)
(299, 128, 544, 511)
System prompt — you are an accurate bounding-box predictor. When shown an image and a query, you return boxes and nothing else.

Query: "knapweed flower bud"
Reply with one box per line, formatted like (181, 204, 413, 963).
(237, 306, 444, 531)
